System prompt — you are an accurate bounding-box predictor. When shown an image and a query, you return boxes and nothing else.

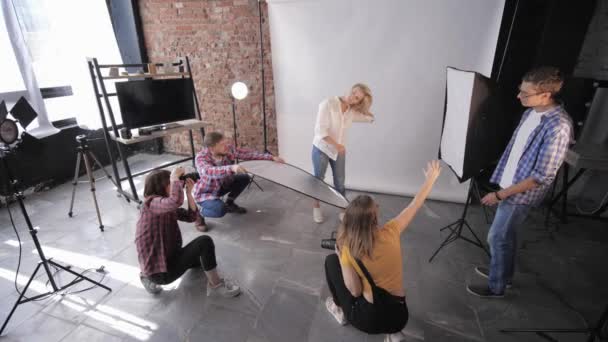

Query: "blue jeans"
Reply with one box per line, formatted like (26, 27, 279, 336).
(312, 145, 346, 195)
(198, 174, 251, 218)
(487, 201, 531, 294)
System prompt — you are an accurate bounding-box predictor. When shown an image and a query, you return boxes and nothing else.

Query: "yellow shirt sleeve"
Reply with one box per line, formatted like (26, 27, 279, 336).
(339, 248, 352, 268)
(383, 219, 400, 237)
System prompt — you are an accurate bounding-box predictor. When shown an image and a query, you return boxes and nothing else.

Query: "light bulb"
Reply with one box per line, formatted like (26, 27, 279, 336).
(231, 82, 248, 100)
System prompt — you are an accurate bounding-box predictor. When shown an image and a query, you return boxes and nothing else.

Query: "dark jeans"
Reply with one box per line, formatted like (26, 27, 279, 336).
(324, 254, 409, 334)
(199, 174, 251, 218)
(149, 235, 217, 285)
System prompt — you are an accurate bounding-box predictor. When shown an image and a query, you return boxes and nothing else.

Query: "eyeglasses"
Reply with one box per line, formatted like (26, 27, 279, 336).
(518, 88, 547, 99)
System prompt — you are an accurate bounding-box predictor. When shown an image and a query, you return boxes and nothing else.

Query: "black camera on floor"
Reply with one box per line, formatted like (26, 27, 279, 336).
(321, 231, 337, 250)
(179, 172, 200, 182)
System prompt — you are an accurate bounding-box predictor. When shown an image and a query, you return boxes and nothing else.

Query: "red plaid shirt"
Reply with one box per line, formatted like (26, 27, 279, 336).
(193, 145, 273, 203)
(135, 181, 197, 276)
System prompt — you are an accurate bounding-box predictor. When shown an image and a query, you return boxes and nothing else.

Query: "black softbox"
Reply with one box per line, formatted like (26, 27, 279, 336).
(439, 67, 515, 183)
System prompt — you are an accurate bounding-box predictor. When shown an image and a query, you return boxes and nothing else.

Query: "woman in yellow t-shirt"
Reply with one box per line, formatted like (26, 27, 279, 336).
(324, 161, 441, 341)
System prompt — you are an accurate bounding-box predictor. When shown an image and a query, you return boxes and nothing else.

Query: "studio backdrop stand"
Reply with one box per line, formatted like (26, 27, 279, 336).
(428, 177, 490, 262)
(0, 149, 111, 335)
(68, 134, 118, 232)
(501, 303, 608, 342)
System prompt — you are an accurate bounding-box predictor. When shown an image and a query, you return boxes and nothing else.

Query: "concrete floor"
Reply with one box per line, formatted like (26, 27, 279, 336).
(0, 153, 606, 342)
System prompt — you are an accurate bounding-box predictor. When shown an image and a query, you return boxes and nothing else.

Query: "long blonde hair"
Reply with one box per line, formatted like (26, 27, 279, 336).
(350, 83, 373, 116)
(337, 195, 378, 259)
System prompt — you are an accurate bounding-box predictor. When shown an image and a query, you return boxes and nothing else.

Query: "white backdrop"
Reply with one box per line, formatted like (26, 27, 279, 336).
(268, 0, 505, 203)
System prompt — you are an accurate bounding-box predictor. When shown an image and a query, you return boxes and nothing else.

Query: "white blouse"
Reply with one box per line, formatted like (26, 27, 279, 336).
(312, 96, 374, 150)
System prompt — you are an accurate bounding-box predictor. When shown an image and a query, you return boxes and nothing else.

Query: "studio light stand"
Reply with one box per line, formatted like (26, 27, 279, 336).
(428, 177, 490, 262)
(231, 82, 263, 192)
(68, 134, 119, 232)
(258, 0, 269, 154)
(0, 148, 112, 335)
(0, 97, 111, 335)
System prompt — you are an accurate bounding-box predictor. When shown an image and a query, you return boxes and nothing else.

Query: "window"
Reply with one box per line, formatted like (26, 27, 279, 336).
(0, 7, 25, 94)
(11, 0, 124, 127)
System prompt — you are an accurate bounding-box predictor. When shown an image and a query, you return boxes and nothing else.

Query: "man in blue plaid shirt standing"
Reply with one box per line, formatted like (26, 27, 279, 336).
(467, 67, 573, 298)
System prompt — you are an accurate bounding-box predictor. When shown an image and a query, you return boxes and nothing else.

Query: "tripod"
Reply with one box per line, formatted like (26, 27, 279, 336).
(0, 148, 111, 335)
(429, 178, 490, 262)
(68, 135, 118, 232)
(501, 303, 608, 342)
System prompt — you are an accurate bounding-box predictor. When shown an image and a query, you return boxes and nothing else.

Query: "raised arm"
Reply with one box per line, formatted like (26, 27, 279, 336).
(393, 160, 442, 233)
(352, 111, 375, 123)
(233, 145, 274, 162)
(176, 178, 198, 223)
(195, 152, 234, 180)
(147, 167, 186, 214)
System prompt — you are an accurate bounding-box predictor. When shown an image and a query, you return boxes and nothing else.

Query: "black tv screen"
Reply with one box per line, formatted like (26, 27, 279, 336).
(116, 79, 196, 129)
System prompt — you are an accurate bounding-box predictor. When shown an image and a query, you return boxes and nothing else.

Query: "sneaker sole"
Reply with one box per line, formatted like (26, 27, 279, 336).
(207, 290, 241, 298)
(325, 299, 347, 326)
(474, 267, 513, 289)
(466, 286, 505, 298)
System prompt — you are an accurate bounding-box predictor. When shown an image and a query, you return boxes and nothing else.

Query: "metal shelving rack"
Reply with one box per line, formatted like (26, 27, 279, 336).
(86, 57, 205, 204)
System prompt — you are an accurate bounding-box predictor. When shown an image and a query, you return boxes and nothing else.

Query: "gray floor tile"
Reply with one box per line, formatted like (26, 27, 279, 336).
(0, 153, 606, 341)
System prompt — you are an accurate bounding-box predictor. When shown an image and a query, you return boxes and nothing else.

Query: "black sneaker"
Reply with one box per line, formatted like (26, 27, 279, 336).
(475, 266, 512, 289)
(225, 202, 247, 214)
(195, 214, 208, 232)
(140, 274, 162, 294)
(466, 284, 504, 298)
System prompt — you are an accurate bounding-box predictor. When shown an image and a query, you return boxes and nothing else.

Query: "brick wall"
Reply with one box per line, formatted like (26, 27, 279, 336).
(138, 0, 278, 155)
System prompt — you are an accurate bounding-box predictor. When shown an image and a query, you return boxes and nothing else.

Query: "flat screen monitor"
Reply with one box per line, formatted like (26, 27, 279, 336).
(116, 78, 196, 129)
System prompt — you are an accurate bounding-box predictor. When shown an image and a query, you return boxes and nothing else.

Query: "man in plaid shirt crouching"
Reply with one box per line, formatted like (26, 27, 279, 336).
(193, 132, 284, 228)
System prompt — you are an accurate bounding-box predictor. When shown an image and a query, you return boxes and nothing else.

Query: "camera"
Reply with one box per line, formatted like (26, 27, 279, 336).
(179, 172, 200, 182)
(320, 231, 337, 250)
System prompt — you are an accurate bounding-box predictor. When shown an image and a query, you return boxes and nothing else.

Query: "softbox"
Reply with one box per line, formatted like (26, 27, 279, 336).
(439, 67, 514, 183)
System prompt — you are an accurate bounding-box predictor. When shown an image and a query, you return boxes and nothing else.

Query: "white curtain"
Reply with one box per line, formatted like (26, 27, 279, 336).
(0, 0, 58, 138)
(1, 0, 123, 132)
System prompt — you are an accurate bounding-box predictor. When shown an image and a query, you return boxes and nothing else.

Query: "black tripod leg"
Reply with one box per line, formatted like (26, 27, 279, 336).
(83, 153, 104, 231)
(560, 165, 569, 226)
(463, 221, 490, 257)
(0, 264, 42, 335)
(88, 151, 119, 190)
(473, 181, 491, 224)
(252, 178, 264, 192)
(429, 220, 463, 262)
(247, 175, 264, 192)
(188, 130, 196, 168)
(48, 260, 111, 292)
(440, 220, 460, 232)
(68, 152, 82, 218)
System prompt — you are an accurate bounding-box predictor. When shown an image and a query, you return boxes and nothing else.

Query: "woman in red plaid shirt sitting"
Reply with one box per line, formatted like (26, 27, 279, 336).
(135, 166, 240, 297)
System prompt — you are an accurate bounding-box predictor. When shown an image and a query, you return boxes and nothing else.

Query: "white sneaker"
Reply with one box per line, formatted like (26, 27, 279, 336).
(313, 207, 324, 223)
(384, 332, 406, 342)
(325, 297, 347, 325)
(339, 212, 345, 222)
(207, 278, 241, 298)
